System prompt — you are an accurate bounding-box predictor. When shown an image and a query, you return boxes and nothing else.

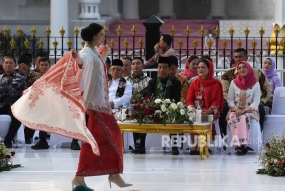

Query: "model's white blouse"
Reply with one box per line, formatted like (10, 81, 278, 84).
(227, 81, 261, 111)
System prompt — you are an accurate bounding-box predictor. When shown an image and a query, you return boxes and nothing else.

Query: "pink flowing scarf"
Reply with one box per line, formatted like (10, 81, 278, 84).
(11, 51, 100, 155)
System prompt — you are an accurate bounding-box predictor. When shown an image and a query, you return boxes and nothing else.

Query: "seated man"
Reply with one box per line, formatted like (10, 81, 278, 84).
(146, 56, 181, 155)
(220, 48, 272, 141)
(168, 56, 189, 102)
(33, 52, 48, 73)
(0, 55, 26, 148)
(38, 57, 51, 75)
(122, 57, 132, 78)
(125, 57, 151, 154)
(144, 34, 175, 77)
(108, 59, 132, 111)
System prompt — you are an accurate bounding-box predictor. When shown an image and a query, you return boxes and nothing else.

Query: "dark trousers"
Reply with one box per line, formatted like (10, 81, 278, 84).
(133, 133, 146, 148)
(219, 102, 229, 137)
(219, 102, 265, 136)
(24, 127, 48, 141)
(0, 104, 21, 145)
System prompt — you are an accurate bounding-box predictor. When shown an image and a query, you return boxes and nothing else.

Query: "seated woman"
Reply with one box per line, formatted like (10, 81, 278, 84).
(186, 59, 224, 155)
(227, 61, 260, 155)
(180, 55, 199, 81)
(262, 57, 282, 108)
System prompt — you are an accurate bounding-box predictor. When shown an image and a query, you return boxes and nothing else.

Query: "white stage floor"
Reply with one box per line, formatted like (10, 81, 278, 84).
(0, 146, 284, 191)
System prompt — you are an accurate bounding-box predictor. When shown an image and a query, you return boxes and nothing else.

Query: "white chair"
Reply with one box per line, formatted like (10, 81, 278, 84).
(264, 87, 285, 138)
(226, 119, 262, 153)
(0, 115, 11, 139)
(271, 87, 285, 115)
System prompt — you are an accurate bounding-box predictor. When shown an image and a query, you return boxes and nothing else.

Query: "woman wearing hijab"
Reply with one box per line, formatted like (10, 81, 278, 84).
(227, 61, 260, 155)
(186, 59, 224, 155)
(180, 55, 199, 81)
(262, 57, 282, 107)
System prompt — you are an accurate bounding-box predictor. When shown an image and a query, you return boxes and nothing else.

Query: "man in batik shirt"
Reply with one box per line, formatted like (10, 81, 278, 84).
(125, 57, 151, 154)
(18, 54, 41, 88)
(168, 56, 189, 102)
(0, 55, 26, 148)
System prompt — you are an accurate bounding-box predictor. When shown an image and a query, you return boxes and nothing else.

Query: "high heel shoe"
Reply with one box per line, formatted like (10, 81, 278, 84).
(71, 177, 94, 191)
(108, 174, 132, 188)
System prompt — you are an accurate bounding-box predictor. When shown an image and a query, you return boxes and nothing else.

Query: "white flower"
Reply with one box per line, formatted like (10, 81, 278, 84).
(155, 110, 161, 114)
(155, 99, 162, 104)
(165, 99, 171, 103)
(189, 116, 193, 121)
(187, 106, 193, 112)
(170, 103, 177, 110)
(180, 109, 185, 115)
(161, 105, 166, 112)
(177, 102, 184, 108)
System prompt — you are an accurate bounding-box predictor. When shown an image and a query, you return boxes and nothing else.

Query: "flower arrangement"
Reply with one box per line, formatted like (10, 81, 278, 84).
(126, 97, 194, 125)
(257, 131, 285, 176)
(0, 137, 21, 172)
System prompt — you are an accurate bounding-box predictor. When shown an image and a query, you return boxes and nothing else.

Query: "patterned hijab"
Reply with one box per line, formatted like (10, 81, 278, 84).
(233, 61, 258, 90)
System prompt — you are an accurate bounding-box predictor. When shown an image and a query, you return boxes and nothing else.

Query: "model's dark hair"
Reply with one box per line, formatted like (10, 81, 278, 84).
(81, 23, 103, 42)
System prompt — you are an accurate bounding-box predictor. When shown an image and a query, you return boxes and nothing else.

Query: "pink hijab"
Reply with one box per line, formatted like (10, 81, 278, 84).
(180, 56, 198, 80)
(233, 61, 258, 90)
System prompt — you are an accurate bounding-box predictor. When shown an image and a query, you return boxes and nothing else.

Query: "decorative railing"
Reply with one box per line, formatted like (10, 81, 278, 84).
(1, 23, 285, 72)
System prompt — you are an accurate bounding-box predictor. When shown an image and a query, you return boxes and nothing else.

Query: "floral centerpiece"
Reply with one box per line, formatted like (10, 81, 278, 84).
(126, 97, 194, 125)
(257, 131, 285, 176)
(0, 137, 21, 172)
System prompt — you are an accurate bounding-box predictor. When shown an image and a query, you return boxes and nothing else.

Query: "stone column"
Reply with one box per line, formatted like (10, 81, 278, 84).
(50, 0, 68, 53)
(122, 0, 139, 19)
(157, 0, 176, 19)
(275, 0, 285, 26)
(207, 0, 227, 19)
(274, 0, 285, 85)
(79, 0, 101, 20)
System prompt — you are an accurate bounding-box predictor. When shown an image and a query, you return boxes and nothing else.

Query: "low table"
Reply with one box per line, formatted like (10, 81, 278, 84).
(118, 122, 212, 160)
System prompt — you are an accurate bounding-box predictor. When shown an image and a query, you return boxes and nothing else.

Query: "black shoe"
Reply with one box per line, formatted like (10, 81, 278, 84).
(171, 147, 179, 155)
(131, 144, 140, 153)
(70, 140, 81, 150)
(31, 140, 49, 150)
(136, 147, 146, 154)
(189, 150, 196, 155)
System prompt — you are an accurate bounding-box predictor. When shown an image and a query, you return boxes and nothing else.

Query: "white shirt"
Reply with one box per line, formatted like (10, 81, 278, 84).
(227, 81, 260, 111)
(108, 78, 132, 108)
